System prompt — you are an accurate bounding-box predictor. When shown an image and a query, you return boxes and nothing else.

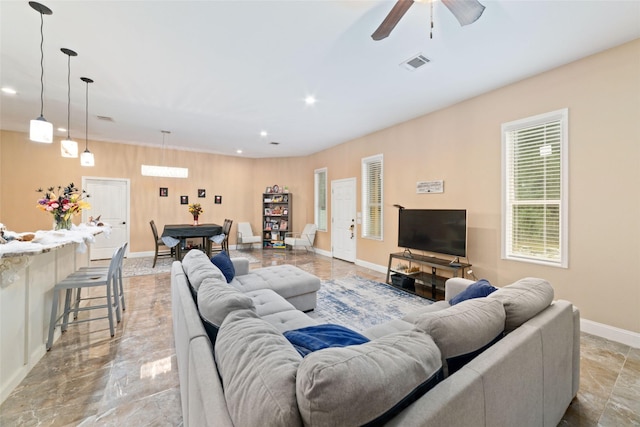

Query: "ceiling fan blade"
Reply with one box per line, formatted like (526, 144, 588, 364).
(441, 0, 485, 26)
(371, 0, 415, 41)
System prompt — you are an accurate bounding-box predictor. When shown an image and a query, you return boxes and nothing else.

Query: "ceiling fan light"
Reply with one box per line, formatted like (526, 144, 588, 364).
(30, 116, 53, 143)
(81, 149, 95, 167)
(61, 138, 78, 157)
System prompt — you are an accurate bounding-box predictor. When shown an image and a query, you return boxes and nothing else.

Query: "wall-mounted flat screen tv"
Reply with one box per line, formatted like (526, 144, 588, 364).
(398, 209, 467, 257)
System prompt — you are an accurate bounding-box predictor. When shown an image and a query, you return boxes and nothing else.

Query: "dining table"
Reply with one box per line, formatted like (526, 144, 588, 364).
(161, 223, 223, 260)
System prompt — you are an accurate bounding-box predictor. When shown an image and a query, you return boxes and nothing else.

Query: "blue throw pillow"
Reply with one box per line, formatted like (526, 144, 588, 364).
(210, 251, 235, 283)
(284, 324, 370, 357)
(449, 279, 498, 305)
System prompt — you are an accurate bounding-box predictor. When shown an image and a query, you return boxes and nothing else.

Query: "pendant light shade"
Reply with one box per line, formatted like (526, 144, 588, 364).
(60, 48, 78, 158)
(29, 1, 53, 143)
(80, 77, 95, 167)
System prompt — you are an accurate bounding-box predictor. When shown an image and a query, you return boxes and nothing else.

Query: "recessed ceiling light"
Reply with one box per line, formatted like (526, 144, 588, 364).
(1, 87, 17, 95)
(57, 127, 67, 132)
(260, 130, 268, 137)
(304, 95, 316, 106)
(236, 149, 243, 154)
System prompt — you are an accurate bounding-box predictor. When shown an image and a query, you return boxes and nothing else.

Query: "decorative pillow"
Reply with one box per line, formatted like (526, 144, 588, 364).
(488, 277, 554, 333)
(215, 309, 303, 427)
(296, 330, 443, 427)
(283, 324, 370, 357)
(414, 298, 505, 377)
(181, 249, 226, 293)
(197, 277, 254, 343)
(449, 279, 498, 305)
(210, 250, 235, 283)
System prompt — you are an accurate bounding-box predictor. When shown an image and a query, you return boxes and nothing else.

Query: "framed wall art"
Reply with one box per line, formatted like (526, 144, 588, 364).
(214, 195, 222, 204)
(159, 187, 168, 197)
(198, 189, 206, 198)
(180, 195, 189, 205)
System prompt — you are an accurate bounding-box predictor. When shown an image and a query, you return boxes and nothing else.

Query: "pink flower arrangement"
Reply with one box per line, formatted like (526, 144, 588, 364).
(36, 183, 91, 229)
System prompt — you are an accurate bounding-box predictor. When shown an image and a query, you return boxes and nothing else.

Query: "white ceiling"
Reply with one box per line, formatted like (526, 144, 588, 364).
(1, 1, 639, 158)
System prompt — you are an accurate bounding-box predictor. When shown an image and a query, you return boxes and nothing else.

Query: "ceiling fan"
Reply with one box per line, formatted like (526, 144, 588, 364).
(371, 0, 485, 41)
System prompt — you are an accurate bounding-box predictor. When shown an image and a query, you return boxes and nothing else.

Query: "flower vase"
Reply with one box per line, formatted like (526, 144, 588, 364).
(193, 215, 199, 226)
(54, 217, 72, 231)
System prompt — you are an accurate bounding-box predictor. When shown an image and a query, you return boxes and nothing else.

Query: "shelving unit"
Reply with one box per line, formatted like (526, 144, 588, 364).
(262, 192, 291, 249)
(385, 252, 471, 301)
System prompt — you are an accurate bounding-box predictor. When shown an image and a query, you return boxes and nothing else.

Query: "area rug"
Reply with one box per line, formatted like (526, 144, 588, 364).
(308, 275, 433, 333)
(122, 250, 261, 277)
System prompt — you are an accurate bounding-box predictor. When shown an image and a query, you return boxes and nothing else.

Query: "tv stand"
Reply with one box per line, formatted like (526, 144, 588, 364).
(385, 252, 471, 301)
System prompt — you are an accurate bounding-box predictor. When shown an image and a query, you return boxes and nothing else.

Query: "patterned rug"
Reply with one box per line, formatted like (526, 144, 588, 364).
(308, 275, 433, 333)
(122, 250, 261, 277)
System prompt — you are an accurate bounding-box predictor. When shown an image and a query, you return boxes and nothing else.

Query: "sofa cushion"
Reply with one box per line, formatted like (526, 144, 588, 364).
(283, 324, 370, 356)
(296, 330, 443, 427)
(488, 277, 554, 333)
(245, 289, 297, 316)
(197, 277, 255, 343)
(414, 298, 505, 376)
(210, 250, 235, 283)
(449, 279, 498, 305)
(181, 249, 226, 293)
(261, 309, 320, 333)
(215, 309, 303, 427)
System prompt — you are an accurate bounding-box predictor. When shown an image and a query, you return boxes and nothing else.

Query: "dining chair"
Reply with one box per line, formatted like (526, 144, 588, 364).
(210, 219, 233, 255)
(46, 244, 124, 350)
(150, 220, 174, 267)
(236, 222, 261, 250)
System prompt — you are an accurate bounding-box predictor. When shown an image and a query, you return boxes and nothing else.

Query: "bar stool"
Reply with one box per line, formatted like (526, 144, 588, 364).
(76, 242, 128, 320)
(46, 244, 124, 350)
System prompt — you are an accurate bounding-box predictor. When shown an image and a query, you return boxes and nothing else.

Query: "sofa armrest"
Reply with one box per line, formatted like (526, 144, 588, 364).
(231, 258, 250, 276)
(444, 277, 476, 302)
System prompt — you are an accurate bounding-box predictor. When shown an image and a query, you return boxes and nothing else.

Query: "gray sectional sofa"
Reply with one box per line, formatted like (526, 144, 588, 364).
(171, 250, 581, 427)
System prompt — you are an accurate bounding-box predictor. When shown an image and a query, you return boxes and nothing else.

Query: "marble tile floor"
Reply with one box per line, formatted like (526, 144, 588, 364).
(1, 250, 638, 426)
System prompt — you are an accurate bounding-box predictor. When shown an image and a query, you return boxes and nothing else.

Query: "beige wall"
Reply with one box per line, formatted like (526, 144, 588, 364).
(305, 39, 640, 333)
(1, 39, 638, 332)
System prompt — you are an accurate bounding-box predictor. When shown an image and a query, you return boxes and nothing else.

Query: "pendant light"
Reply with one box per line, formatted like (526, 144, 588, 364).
(60, 48, 78, 158)
(29, 1, 53, 143)
(80, 77, 95, 167)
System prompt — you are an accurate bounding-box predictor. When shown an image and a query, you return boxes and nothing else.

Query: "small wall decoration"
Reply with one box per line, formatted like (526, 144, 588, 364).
(198, 189, 206, 198)
(180, 195, 189, 205)
(159, 187, 168, 197)
(416, 180, 444, 194)
(214, 195, 222, 204)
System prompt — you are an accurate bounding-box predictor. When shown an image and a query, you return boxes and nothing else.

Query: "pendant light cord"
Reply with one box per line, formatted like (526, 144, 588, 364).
(66, 54, 71, 139)
(85, 80, 89, 151)
(39, 11, 45, 117)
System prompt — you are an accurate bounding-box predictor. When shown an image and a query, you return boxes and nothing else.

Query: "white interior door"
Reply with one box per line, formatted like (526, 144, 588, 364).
(82, 177, 130, 260)
(331, 178, 356, 262)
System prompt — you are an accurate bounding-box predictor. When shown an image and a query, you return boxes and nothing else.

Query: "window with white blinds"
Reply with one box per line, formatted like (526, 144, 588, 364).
(502, 109, 568, 267)
(362, 154, 383, 240)
(314, 168, 327, 231)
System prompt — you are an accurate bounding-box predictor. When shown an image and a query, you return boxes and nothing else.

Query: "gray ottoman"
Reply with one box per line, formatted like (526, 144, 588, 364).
(231, 264, 321, 312)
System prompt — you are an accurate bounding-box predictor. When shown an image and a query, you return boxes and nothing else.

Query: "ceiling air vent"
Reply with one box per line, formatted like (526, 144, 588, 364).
(96, 115, 114, 122)
(269, 141, 280, 146)
(400, 54, 431, 71)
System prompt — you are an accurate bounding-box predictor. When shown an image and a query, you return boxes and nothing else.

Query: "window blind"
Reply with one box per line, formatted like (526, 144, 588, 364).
(502, 109, 568, 267)
(362, 155, 383, 240)
(314, 168, 327, 231)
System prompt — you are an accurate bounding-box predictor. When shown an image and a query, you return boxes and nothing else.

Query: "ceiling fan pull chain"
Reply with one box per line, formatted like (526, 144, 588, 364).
(430, 0, 434, 39)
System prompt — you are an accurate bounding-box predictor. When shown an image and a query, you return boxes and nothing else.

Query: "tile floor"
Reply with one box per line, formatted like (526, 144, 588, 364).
(1, 251, 638, 426)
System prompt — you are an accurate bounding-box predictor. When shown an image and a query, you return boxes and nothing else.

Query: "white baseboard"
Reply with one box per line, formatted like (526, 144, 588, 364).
(127, 251, 155, 258)
(580, 318, 640, 349)
(355, 258, 387, 275)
